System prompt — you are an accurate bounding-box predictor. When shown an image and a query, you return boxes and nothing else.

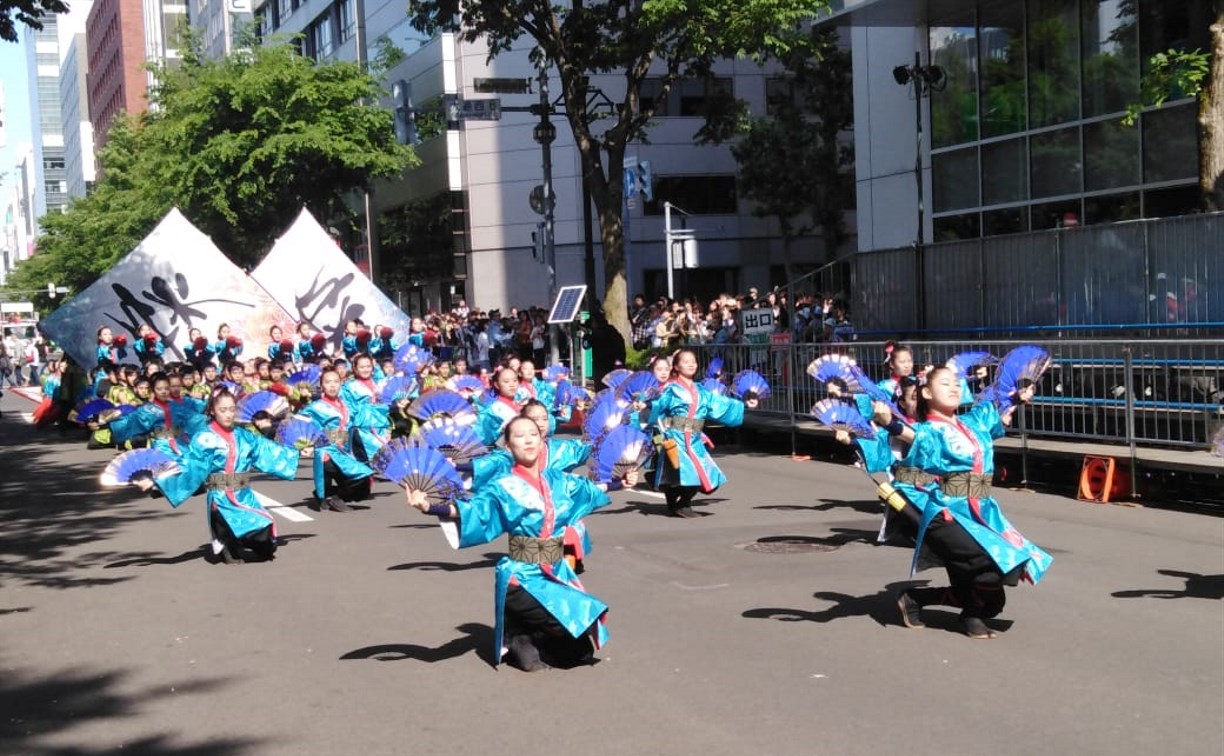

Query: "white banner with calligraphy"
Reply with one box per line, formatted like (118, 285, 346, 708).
(40, 208, 296, 368)
(251, 209, 413, 349)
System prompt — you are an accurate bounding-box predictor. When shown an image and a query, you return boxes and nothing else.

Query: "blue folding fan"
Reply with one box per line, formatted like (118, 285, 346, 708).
(371, 439, 466, 505)
(393, 343, 436, 375)
(978, 345, 1051, 412)
(731, 370, 771, 400)
(615, 371, 663, 402)
(701, 377, 728, 396)
(379, 375, 420, 403)
(409, 389, 478, 424)
(589, 425, 655, 483)
(275, 417, 328, 450)
(947, 350, 997, 380)
(582, 391, 631, 443)
(810, 398, 876, 439)
(601, 368, 633, 391)
(543, 365, 571, 383)
(415, 417, 487, 463)
(807, 354, 859, 385)
(237, 391, 292, 423)
(445, 375, 485, 398)
(73, 398, 119, 423)
(568, 385, 595, 409)
(705, 356, 724, 380)
(100, 448, 181, 487)
(287, 365, 321, 387)
(552, 379, 574, 411)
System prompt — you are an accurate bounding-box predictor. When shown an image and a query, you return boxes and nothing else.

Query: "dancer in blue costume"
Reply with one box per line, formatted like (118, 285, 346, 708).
(474, 366, 523, 445)
(649, 349, 757, 518)
(95, 326, 128, 368)
(297, 366, 375, 512)
(884, 366, 1052, 639)
(132, 324, 166, 366)
(876, 342, 914, 401)
(338, 353, 392, 461)
(213, 323, 243, 365)
(98, 372, 208, 454)
(135, 388, 300, 563)
(406, 416, 636, 671)
(183, 328, 216, 369)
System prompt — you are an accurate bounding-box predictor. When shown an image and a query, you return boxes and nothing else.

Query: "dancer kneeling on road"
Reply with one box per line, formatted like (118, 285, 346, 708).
(405, 416, 636, 672)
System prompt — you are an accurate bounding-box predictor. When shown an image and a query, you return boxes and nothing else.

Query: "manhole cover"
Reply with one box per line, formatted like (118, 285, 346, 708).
(743, 536, 842, 554)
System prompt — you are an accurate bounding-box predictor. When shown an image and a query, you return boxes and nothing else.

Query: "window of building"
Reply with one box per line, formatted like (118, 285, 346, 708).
(278, 0, 292, 23)
(979, 1, 1026, 138)
(982, 206, 1029, 236)
(643, 175, 738, 215)
(1030, 126, 1081, 198)
(1027, 0, 1081, 128)
(932, 146, 979, 212)
(638, 78, 669, 117)
(1030, 198, 1082, 230)
(765, 76, 812, 117)
(1142, 103, 1197, 184)
(678, 76, 732, 117)
(1080, 0, 1138, 117)
(44, 157, 66, 171)
(933, 212, 981, 242)
(981, 137, 1027, 205)
(1083, 117, 1139, 191)
(1084, 192, 1139, 225)
(338, 0, 355, 42)
(929, 16, 978, 148)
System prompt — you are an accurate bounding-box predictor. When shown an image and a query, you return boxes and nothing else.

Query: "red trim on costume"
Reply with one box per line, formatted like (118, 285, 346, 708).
(323, 395, 349, 435)
(926, 413, 987, 526)
(209, 421, 275, 535)
(671, 376, 715, 493)
(512, 464, 555, 538)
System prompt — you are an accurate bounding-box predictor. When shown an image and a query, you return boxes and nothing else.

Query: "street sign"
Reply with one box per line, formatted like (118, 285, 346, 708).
(444, 96, 503, 121)
(474, 77, 532, 94)
(529, 184, 556, 215)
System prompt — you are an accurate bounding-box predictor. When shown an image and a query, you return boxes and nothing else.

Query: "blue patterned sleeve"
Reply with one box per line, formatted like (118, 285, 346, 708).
(452, 487, 514, 548)
(705, 391, 745, 427)
(155, 435, 219, 507)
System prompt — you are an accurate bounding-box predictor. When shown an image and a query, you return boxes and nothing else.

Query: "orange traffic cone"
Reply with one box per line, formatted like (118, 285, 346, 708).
(1077, 455, 1128, 503)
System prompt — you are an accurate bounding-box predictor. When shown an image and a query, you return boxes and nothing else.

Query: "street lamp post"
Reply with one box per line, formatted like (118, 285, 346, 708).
(532, 64, 561, 366)
(892, 52, 945, 329)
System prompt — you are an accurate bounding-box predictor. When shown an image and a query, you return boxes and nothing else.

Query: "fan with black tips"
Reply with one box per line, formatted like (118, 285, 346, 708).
(978, 345, 1051, 412)
(237, 391, 292, 424)
(380, 375, 419, 403)
(589, 425, 655, 484)
(371, 439, 466, 506)
(731, 370, 771, 401)
(615, 371, 663, 402)
(101, 448, 182, 487)
(810, 398, 876, 439)
(415, 418, 487, 464)
(601, 368, 633, 391)
(275, 417, 328, 450)
(409, 389, 478, 424)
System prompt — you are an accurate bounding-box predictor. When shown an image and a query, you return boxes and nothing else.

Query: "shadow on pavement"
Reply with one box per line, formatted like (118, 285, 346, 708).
(596, 497, 728, 518)
(387, 552, 501, 572)
(1112, 569, 1224, 600)
(0, 662, 262, 754)
(741, 581, 917, 628)
(340, 623, 494, 665)
(754, 498, 882, 515)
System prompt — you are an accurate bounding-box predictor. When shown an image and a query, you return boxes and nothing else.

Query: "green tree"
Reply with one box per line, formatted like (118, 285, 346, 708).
(1, 0, 66, 42)
(4, 41, 415, 306)
(408, 0, 830, 339)
(729, 29, 852, 282)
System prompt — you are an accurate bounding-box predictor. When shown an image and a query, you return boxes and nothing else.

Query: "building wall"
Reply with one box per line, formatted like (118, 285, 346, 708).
(60, 33, 97, 200)
(187, 0, 251, 59)
(87, 0, 149, 148)
(26, 17, 68, 220)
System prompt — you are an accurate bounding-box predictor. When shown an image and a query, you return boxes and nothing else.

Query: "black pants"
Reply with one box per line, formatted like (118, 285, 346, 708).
(322, 459, 372, 502)
(210, 508, 276, 559)
(503, 585, 595, 666)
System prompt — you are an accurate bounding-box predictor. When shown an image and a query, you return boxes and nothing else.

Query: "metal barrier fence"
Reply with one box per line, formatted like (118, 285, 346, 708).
(853, 212, 1224, 337)
(690, 339, 1224, 453)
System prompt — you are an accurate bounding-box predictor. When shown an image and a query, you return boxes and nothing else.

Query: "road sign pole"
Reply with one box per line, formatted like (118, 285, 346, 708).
(535, 64, 561, 367)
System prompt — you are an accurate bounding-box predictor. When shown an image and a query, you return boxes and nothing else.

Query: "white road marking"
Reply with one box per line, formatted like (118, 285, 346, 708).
(20, 413, 35, 424)
(253, 491, 314, 522)
(631, 489, 668, 500)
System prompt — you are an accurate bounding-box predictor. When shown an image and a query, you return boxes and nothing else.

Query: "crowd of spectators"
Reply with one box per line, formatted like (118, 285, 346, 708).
(0, 330, 50, 388)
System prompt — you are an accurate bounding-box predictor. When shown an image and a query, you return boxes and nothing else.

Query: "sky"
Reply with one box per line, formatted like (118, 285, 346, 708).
(1, 33, 33, 201)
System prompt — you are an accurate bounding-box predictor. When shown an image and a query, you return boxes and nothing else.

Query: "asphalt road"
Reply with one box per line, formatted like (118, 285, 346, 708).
(1, 391, 1221, 756)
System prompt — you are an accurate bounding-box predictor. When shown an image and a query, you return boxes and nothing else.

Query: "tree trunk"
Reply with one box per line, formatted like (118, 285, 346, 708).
(1202, 13, 1224, 212)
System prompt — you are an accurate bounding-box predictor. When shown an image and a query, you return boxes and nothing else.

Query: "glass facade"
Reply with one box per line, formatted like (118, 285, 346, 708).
(928, 0, 1205, 240)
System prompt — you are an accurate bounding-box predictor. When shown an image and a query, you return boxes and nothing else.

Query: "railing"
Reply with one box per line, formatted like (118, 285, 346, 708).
(689, 338, 1224, 466)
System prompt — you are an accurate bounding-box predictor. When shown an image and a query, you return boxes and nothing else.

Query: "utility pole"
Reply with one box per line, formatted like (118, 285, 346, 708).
(532, 63, 561, 366)
(353, 0, 378, 285)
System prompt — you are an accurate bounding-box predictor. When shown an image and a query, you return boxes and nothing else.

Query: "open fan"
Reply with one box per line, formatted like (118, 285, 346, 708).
(217, 380, 244, 396)
(100, 448, 181, 487)
(415, 418, 487, 464)
(237, 391, 292, 423)
(380, 375, 419, 403)
(582, 391, 631, 443)
(371, 439, 466, 505)
(287, 365, 321, 387)
(810, 398, 876, 439)
(73, 398, 119, 423)
(731, 370, 771, 401)
(275, 417, 328, 450)
(446, 374, 485, 398)
(393, 343, 436, 375)
(552, 379, 574, 411)
(95, 405, 136, 424)
(705, 356, 724, 380)
(409, 389, 478, 424)
(947, 350, 998, 380)
(700, 377, 728, 396)
(978, 345, 1051, 412)
(568, 385, 595, 410)
(601, 368, 633, 391)
(542, 365, 571, 383)
(807, 354, 859, 385)
(589, 425, 654, 483)
(615, 371, 663, 402)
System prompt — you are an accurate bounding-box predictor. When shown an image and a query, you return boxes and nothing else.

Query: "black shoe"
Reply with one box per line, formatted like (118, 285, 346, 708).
(323, 496, 352, 512)
(671, 506, 699, 519)
(506, 635, 550, 672)
(959, 614, 998, 639)
(897, 590, 924, 628)
(218, 546, 245, 565)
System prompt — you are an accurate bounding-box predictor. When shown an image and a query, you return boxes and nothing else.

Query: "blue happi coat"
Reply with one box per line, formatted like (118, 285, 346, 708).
(108, 398, 208, 454)
(297, 396, 377, 498)
(96, 341, 128, 368)
(649, 376, 745, 492)
(339, 377, 392, 459)
(474, 396, 522, 446)
(437, 466, 612, 664)
(895, 402, 1052, 584)
(154, 421, 299, 547)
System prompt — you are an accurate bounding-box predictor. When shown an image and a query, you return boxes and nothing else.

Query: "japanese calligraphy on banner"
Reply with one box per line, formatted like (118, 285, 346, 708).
(251, 209, 413, 349)
(41, 209, 296, 368)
